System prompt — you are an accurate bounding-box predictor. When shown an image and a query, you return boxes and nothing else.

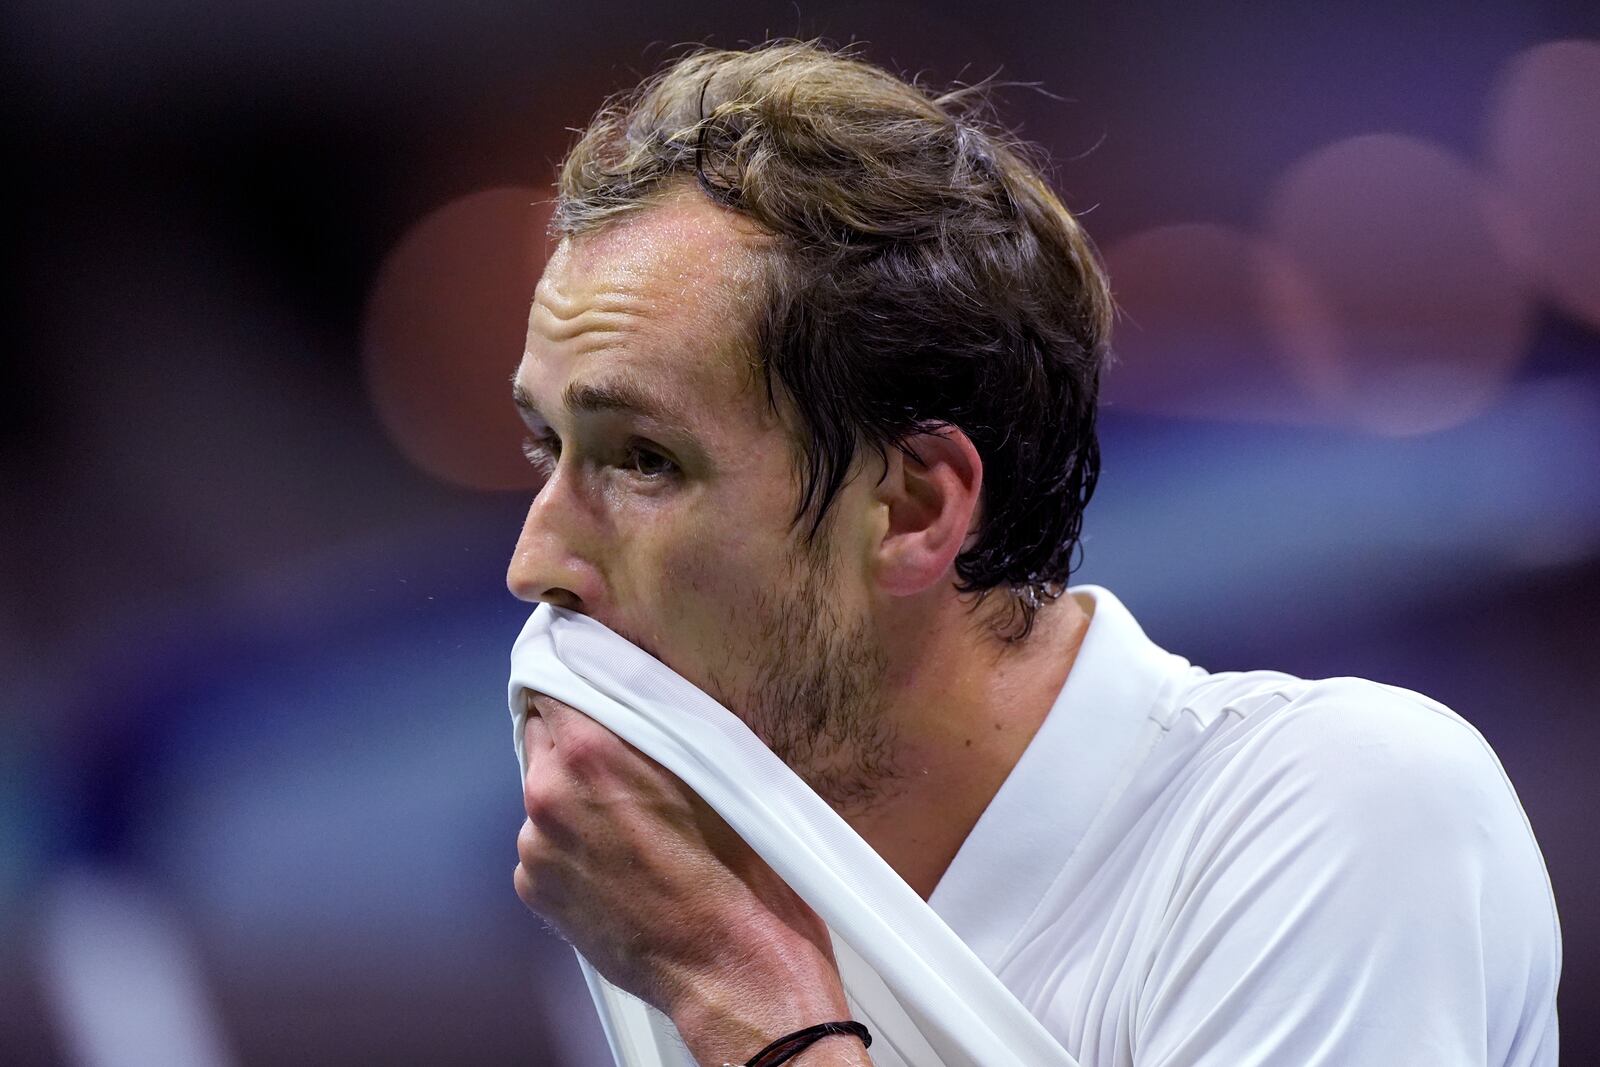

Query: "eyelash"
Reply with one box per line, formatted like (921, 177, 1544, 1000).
(519, 433, 559, 478)
(519, 433, 678, 481)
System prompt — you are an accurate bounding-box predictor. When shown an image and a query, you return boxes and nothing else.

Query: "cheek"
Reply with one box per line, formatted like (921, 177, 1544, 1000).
(658, 523, 769, 617)
(637, 513, 788, 672)
(603, 445, 804, 677)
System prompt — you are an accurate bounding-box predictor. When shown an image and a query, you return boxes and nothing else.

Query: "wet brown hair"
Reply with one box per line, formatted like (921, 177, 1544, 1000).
(553, 39, 1113, 641)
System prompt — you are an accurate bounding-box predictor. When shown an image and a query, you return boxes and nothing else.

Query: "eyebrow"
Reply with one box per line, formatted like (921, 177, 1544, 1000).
(512, 375, 683, 427)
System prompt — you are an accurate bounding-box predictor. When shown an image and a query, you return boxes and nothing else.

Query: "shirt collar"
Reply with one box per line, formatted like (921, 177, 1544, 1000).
(927, 584, 1189, 968)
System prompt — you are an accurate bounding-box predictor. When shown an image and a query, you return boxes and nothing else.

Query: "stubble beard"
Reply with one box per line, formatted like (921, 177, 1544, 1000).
(708, 536, 902, 818)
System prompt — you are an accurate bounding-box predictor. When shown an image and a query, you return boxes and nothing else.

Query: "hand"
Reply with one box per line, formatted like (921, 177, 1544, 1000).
(514, 692, 865, 1063)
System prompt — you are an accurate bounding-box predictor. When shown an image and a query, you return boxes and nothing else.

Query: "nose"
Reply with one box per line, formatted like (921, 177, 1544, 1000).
(506, 474, 602, 611)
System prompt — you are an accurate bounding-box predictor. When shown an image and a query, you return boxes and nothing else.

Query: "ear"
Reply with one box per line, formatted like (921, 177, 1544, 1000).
(870, 426, 984, 598)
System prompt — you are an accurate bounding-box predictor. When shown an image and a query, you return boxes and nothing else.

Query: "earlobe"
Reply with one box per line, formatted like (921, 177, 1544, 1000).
(872, 427, 983, 598)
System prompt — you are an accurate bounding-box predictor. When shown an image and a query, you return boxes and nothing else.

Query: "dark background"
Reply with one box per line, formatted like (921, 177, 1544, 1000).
(5, 1, 1597, 1063)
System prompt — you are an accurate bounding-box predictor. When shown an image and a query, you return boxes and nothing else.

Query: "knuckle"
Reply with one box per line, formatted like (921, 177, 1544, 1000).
(513, 842, 570, 918)
(562, 723, 612, 774)
(513, 861, 540, 910)
(516, 817, 540, 863)
(522, 771, 560, 825)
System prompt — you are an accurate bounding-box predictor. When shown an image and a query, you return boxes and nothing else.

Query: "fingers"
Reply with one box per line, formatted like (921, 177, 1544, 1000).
(513, 819, 545, 913)
(525, 690, 642, 755)
(522, 698, 552, 758)
(523, 691, 591, 762)
(528, 690, 584, 733)
(521, 691, 608, 845)
(521, 688, 681, 799)
(528, 691, 626, 773)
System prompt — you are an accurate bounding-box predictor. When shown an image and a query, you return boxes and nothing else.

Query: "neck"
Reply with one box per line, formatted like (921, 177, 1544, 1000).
(843, 589, 1090, 900)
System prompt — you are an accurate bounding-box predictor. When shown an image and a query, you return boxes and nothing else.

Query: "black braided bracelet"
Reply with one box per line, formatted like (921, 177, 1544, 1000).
(724, 1020, 873, 1067)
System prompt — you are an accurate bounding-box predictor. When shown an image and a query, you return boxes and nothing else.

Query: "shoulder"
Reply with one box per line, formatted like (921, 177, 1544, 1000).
(1190, 673, 1521, 830)
(1131, 673, 1561, 1064)
(1159, 670, 1560, 992)
(1149, 672, 1556, 900)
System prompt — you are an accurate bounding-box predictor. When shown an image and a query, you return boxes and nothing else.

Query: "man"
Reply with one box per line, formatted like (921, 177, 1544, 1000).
(505, 41, 1560, 1066)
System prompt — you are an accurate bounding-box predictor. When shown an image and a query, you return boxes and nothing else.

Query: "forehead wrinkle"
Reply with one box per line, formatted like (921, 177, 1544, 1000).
(528, 302, 641, 346)
(523, 194, 776, 433)
(533, 270, 656, 318)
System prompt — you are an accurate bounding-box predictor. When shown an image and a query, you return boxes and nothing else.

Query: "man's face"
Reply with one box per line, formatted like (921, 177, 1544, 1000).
(508, 193, 898, 809)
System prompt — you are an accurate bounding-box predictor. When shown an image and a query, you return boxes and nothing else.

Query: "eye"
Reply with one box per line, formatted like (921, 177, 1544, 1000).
(625, 440, 677, 479)
(519, 433, 560, 477)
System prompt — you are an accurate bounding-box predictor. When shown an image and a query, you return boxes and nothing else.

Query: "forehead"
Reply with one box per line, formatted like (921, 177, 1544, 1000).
(560, 190, 767, 297)
(527, 192, 770, 398)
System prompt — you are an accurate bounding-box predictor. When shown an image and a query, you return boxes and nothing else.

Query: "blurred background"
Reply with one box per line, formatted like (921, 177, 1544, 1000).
(5, 0, 1597, 1063)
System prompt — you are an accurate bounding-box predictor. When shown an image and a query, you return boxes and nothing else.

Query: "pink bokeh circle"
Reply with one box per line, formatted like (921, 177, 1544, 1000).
(1103, 222, 1337, 426)
(1267, 133, 1532, 436)
(363, 187, 554, 491)
(1486, 39, 1600, 329)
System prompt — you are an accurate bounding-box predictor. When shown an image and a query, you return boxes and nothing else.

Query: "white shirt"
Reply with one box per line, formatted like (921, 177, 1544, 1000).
(929, 585, 1562, 1066)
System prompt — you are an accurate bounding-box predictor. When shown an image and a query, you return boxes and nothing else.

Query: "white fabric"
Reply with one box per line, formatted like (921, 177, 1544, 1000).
(508, 586, 1562, 1066)
(507, 602, 1080, 1067)
(928, 586, 1561, 1067)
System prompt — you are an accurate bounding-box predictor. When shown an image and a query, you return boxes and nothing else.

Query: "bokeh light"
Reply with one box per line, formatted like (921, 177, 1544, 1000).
(1103, 223, 1335, 425)
(1267, 133, 1533, 436)
(363, 187, 553, 491)
(1486, 39, 1600, 330)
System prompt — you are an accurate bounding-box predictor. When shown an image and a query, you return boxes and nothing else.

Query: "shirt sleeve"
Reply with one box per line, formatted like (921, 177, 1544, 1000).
(1131, 680, 1561, 1067)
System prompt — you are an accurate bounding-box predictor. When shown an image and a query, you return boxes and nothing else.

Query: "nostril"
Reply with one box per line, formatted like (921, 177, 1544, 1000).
(541, 588, 583, 612)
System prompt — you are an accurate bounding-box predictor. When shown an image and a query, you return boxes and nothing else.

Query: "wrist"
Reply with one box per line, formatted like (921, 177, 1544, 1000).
(675, 984, 853, 1066)
(696, 1018, 873, 1067)
(740, 1023, 874, 1067)
(671, 938, 861, 1066)
(788, 1042, 872, 1066)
